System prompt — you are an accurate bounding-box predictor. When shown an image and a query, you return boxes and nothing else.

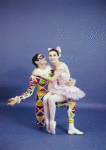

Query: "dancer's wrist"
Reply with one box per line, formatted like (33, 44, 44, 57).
(16, 96, 21, 104)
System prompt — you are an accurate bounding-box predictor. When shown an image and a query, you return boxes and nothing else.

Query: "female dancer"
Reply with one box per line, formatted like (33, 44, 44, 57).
(34, 46, 85, 134)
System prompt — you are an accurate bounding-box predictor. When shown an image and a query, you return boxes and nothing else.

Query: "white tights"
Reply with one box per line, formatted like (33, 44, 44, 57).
(43, 92, 66, 133)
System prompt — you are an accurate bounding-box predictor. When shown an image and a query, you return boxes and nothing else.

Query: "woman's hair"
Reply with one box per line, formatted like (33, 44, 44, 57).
(32, 54, 39, 67)
(49, 49, 59, 56)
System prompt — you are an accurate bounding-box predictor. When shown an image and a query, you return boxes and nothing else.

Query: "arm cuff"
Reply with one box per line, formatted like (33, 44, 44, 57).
(16, 96, 21, 104)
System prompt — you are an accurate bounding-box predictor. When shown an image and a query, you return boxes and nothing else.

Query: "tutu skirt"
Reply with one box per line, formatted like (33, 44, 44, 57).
(49, 84, 85, 100)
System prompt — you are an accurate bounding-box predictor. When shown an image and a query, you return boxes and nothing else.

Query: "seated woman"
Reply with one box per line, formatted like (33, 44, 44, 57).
(33, 46, 85, 135)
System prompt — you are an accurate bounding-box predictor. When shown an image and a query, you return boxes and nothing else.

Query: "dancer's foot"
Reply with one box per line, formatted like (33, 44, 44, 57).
(68, 128, 84, 135)
(50, 121, 56, 134)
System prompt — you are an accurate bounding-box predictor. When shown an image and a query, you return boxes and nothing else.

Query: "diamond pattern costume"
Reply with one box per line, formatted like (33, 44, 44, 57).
(18, 74, 48, 129)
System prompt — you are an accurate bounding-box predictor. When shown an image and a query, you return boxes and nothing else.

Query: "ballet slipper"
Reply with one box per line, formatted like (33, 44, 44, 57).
(68, 123, 84, 135)
(50, 121, 56, 134)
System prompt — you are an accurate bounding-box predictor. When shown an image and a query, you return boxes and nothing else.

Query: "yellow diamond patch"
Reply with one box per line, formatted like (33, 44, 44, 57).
(36, 100, 43, 106)
(70, 102, 75, 109)
(37, 116, 44, 121)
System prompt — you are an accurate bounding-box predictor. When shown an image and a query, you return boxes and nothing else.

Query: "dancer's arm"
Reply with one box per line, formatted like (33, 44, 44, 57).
(7, 75, 37, 106)
(33, 69, 64, 82)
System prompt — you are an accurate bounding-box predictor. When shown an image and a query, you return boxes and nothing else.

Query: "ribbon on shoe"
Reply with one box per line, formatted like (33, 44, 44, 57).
(47, 46, 61, 57)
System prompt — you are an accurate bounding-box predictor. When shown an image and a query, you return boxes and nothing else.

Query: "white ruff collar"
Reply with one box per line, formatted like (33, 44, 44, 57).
(37, 65, 51, 75)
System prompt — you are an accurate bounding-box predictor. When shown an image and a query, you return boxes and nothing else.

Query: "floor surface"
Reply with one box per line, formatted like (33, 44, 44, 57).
(0, 99, 106, 150)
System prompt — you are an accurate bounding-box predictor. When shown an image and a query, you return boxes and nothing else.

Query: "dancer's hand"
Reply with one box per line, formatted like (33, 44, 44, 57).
(7, 97, 19, 106)
(65, 78, 74, 87)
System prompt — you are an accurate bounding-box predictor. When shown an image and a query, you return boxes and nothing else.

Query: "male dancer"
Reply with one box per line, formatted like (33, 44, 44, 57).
(8, 54, 83, 134)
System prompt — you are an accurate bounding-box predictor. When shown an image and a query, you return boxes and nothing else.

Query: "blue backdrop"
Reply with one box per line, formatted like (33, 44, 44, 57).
(0, 0, 106, 106)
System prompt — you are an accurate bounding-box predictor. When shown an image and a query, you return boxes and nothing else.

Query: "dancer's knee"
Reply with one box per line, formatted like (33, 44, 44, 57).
(48, 97, 54, 106)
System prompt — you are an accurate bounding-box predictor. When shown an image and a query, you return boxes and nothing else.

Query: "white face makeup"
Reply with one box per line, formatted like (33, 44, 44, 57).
(48, 51, 59, 63)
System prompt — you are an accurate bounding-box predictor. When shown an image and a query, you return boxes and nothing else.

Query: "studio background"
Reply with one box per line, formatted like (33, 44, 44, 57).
(0, 0, 106, 150)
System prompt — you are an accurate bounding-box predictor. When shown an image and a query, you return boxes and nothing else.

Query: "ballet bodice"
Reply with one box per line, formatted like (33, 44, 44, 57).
(49, 63, 71, 89)
(56, 72, 70, 85)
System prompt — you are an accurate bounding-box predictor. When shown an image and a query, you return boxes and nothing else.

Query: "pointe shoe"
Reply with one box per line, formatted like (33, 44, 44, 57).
(50, 121, 56, 134)
(68, 128, 84, 135)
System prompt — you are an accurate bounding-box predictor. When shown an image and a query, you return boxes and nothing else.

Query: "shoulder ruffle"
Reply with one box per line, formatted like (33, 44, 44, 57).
(58, 63, 68, 70)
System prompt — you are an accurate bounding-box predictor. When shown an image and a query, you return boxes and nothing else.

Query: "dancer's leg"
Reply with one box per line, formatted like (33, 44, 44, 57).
(67, 99, 84, 135)
(35, 94, 45, 129)
(48, 94, 66, 134)
(48, 94, 66, 121)
(43, 92, 51, 132)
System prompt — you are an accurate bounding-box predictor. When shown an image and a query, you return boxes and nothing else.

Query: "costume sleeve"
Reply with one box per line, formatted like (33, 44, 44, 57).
(58, 63, 68, 70)
(17, 75, 37, 103)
